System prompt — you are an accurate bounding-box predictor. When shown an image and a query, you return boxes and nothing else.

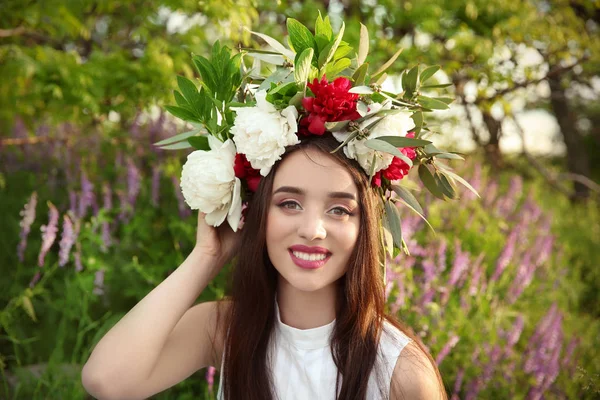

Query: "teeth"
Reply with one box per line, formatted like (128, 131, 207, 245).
(292, 251, 328, 261)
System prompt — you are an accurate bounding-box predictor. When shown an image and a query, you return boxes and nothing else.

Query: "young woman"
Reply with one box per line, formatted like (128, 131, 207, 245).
(81, 133, 447, 400)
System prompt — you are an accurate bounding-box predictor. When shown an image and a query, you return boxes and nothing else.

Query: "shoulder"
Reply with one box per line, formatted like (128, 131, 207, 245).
(389, 341, 445, 400)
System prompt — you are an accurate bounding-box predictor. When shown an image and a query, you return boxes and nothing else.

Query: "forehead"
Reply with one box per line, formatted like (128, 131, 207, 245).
(272, 148, 358, 196)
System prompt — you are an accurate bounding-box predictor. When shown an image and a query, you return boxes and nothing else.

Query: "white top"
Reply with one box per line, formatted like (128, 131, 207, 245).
(216, 298, 412, 399)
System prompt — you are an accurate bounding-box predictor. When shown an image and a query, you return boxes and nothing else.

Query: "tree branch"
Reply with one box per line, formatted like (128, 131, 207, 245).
(510, 113, 600, 198)
(474, 55, 589, 106)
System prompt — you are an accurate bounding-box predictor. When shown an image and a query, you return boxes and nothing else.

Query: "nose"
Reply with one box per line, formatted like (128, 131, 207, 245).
(297, 210, 327, 241)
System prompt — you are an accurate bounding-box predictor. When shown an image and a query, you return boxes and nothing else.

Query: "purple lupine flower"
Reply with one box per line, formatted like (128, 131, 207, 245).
(436, 334, 459, 365)
(69, 191, 77, 215)
(481, 344, 502, 384)
(172, 175, 192, 219)
(58, 213, 76, 267)
(447, 239, 470, 287)
(206, 365, 216, 393)
(421, 259, 437, 286)
(507, 315, 525, 348)
(117, 189, 130, 222)
(151, 165, 161, 207)
(29, 271, 41, 288)
(436, 238, 448, 273)
(93, 269, 105, 296)
(127, 157, 142, 208)
(533, 235, 554, 267)
(507, 251, 535, 303)
(399, 214, 423, 242)
(560, 336, 579, 374)
(38, 202, 59, 267)
(391, 273, 406, 313)
(482, 180, 498, 208)
(17, 191, 38, 263)
(418, 286, 436, 310)
(451, 368, 465, 399)
(101, 183, 113, 251)
(464, 378, 482, 400)
(496, 175, 523, 216)
(491, 227, 518, 282)
(468, 252, 486, 296)
(78, 171, 96, 219)
(74, 248, 83, 272)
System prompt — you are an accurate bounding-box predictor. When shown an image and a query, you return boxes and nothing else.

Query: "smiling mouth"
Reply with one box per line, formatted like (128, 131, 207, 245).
(288, 249, 331, 269)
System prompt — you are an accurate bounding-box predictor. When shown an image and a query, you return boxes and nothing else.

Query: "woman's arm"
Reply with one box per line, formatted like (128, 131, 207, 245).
(389, 341, 446, 400)
(81, 248, 224, 399)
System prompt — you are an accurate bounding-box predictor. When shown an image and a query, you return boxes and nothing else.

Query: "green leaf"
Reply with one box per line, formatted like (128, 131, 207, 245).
(333, 44, 353, 60)
(177, 76, 199, 105)
(435, 172, 458, 199)
(287, 18, 316, 56)
(314, 34, 330, 54)
(390, 185, 424, 215)
(435, 152, 465, 160)
(402, 65, 419, 99)
(319, 21, 346, 68)
(411, 111, 423, 134)
(418, 164, 445, 199)
(381, 217, 394, 258)
(173, 90, 189, 108)
(373, 47, 403, 77)
(419, 65, 440, 83)
(315, 11, 333, 40)
(418, 95, 450, 110)
(435, 97, 454, 104)
(375, 135, 431, 147)
(165, 105, 201, 122)
(357, 23, 369, 67)
(188, 135, 210, 151)
(192, 55, 218, 95)
(153, 129, 203, 147)
(246, 28, 295, 60)
(423, 143, 445, 155)
(159, 141, 193, 150)
(384, 200, 403, 249)
(374, 72, 388, 86)
(295, 48, 314, 86)
(348, 85, 373, 94)
(325, 58, 351, 80)
(352, 63, 369, 86)
(364, 138, 413, 168)
(356, 101, 369, 117)
(437, 167, 480, 198)
(324, 120, 352, 132)
(420, 83, 453, 89)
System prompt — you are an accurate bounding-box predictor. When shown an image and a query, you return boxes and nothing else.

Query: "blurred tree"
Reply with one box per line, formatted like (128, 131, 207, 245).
(1, 0, 598, 199)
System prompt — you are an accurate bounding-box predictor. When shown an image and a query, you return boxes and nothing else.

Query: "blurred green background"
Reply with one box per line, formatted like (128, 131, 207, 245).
(1, 0, 599, 399)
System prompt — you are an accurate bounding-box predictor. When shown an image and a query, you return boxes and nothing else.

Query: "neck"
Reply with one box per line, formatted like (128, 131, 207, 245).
(276, 277, 338, 329)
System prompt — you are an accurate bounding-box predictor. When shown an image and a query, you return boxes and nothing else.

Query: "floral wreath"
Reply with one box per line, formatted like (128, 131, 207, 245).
(154, 13, 479, 260)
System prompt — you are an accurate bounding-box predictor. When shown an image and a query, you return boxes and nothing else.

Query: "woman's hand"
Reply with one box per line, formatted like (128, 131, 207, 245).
(194, 212, 242, 269)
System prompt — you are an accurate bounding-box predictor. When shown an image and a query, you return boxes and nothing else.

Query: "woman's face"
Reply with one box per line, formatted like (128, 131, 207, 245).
(266, 148, 361, 293)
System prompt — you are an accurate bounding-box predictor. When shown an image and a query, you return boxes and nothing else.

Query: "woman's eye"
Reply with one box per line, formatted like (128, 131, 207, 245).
(279, 201, 301, 210)
(330, 207, 352, 216)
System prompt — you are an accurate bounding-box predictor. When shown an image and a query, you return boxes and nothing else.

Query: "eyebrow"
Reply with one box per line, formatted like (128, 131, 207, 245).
(273, 186, 357, 201)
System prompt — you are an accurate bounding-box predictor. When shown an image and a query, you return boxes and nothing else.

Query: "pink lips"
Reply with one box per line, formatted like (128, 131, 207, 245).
(288, 245, 332, 270)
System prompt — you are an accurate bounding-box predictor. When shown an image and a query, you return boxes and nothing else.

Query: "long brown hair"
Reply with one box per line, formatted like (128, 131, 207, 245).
(214, 133, 447, 399)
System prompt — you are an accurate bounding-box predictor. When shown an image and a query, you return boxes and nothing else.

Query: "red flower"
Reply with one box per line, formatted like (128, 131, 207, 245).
(300, 76, 361, 136)
(234, 153, 261, 192)
(372, 132, 418, 187)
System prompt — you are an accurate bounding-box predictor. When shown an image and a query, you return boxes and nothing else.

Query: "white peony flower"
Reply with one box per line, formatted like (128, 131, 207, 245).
(180, 136, 243, 231)
(332, 102, 414, 174)
(231, 90, 299, 176)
